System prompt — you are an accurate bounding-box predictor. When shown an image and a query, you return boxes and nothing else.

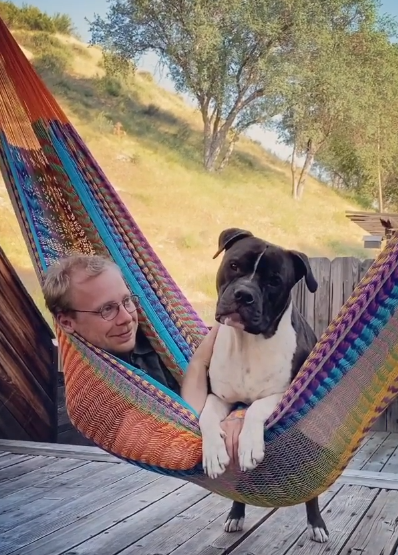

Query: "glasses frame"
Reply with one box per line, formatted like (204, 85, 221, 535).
(70, 294, 139, 321)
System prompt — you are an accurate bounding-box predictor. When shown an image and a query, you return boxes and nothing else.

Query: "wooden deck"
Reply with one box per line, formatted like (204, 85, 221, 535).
(1, 433, 398, 555)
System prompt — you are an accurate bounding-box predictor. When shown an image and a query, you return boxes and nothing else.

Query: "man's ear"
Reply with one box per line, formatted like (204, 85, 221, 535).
(56, 312, 75, 333)
(290, 250, 318, 293)
(213, 228, 253, 259)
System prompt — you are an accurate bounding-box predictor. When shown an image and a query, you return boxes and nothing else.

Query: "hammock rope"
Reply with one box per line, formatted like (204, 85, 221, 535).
(1, 18, 398, 508)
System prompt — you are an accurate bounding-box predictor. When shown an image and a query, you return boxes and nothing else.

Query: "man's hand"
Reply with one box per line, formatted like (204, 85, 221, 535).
(220, 417, 244, 466)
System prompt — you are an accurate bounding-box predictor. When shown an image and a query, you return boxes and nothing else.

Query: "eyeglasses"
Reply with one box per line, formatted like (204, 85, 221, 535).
(70, 294, 139, 321)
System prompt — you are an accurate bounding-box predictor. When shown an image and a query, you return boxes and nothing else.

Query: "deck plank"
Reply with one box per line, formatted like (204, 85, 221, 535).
(228, 485, 377, 555)
(0, 455, 57, 482)
(0, 462, 136, 533)
(169, 504, 275, 555)
(284, 485, 378, 555)
(347, 432, 390, 470)
(1, 469, 176, 554)
(340, 489, 398, 555)
(222, 484, 340, 555)
(0, 439, 119, 462)
(1, 432, 398, 555)
(123, 490, 273, 555)
(362, 433, 398, 472)
(0, 453, 34, 470)
(0, 458, 89, 499)
(382, 439, 398, 474)
(53, 482, 209, 555)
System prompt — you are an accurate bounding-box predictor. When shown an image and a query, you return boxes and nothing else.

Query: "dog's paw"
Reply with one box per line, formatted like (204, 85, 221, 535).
(238, 429, 264, 471)
(224, 516, 245, 533)
(307, 524, 329, 543)
(202, 434, 230, 479)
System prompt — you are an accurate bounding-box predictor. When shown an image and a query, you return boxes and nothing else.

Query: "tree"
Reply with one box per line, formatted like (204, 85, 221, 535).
(272, 3, 389, 200)
(354, 38, 398, 211)
(316, 33, 398, 210)
(88, 0, 297, 171)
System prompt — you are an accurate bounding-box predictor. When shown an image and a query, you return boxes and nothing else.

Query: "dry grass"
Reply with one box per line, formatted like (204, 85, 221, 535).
(0, 31, 374, 325)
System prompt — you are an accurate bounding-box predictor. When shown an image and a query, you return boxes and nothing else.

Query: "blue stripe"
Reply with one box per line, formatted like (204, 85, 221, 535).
(46, 125, 191, 369)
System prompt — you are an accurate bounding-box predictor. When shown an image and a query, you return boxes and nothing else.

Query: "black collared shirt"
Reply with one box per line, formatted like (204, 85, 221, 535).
(129, 327, 181, 393)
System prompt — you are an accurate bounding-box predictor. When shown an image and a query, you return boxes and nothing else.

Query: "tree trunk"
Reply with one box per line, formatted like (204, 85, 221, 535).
(377, 120, 383, 212)
(203, 128, 230, 171)
(296, 150, 315, 200)
(218, 135, 239, 171)
(291, 140, 299, 200)
(201, 101, 239, 172)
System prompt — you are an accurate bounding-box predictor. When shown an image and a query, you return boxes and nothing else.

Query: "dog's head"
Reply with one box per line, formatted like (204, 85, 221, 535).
(213, 228, 318, 336)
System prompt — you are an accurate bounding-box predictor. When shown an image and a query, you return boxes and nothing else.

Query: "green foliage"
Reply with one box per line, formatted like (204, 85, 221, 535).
(270, 2, 396, 200)
(51, 12, 75, 35)
(24, 31, 71, 76)
(34, 48, 70, 76)
(0, 1, 74, 35)
(101, 50, 135, 81)
(97, 76, 123, 97)
(29, 31, 62, 51)
(317, 33, 398, 210)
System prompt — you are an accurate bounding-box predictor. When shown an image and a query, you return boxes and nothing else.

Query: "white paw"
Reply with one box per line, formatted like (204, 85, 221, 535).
(202, 434, 230, 479)
(238, 429, 264, 471)
(224, 517, 245, 533)
(308, 525, 329, 543)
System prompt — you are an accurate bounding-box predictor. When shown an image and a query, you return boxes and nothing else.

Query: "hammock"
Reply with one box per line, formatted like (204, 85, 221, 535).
(2, 18, 398, 509)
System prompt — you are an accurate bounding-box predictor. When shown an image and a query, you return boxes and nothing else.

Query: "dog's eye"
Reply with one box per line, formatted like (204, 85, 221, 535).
(268, 275, 281, 287)
(230, 262, 239, 272)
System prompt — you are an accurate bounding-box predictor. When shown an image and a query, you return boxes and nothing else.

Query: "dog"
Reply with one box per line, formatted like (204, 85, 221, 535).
(198, 227, 329, 543)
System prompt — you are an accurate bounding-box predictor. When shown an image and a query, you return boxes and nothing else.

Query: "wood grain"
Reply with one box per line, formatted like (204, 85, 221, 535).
(0, 246, 57, 442)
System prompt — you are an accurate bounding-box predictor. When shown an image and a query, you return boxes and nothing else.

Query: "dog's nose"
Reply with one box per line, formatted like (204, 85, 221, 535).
(234, 286, 254, 305)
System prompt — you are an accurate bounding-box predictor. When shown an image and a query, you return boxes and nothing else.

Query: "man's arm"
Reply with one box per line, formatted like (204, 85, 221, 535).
(181, 323, 220, 414)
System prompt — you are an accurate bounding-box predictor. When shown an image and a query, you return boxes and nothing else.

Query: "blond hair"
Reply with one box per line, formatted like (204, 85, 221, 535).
(43, 253, 119, 315)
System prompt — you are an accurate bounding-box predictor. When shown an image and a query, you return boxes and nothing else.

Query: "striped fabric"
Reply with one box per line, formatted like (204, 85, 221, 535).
(1, 18, 398, 507)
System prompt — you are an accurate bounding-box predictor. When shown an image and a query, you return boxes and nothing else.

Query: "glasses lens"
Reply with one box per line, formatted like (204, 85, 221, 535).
(124, 295, 138, 313)
(101, 304, 118, 321)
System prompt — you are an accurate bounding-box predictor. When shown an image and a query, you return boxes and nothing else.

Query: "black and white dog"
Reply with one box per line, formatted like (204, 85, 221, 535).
(199, 227, 329, 543)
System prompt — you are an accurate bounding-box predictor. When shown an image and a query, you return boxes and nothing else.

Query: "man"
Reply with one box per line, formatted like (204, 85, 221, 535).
(43, 253, 242, 460)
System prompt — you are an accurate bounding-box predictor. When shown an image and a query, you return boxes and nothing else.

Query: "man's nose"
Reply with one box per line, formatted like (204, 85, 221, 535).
(116, 304, 133, 324)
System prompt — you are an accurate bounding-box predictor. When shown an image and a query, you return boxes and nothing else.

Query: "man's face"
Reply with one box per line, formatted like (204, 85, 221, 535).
(57, 266, 138, 354)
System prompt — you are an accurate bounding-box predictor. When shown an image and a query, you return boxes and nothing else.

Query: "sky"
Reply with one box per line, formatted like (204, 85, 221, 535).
(10, 0, 398, 161)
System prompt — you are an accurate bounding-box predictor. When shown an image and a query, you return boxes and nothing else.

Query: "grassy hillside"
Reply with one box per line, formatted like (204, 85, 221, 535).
(0, 29, 373, 325)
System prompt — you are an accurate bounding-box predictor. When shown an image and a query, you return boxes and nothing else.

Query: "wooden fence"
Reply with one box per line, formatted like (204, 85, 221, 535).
(292, 256, 398, 432)
(0, 247, 58, 442)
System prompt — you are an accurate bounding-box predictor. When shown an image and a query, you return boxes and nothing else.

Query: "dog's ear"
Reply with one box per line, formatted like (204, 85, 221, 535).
(290, 250, 318, 293)
(213, 228, 253, 259)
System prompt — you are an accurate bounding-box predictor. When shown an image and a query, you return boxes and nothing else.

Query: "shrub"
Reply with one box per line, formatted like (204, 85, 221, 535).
(34, 48, 70, 76)
(0, 2, 74, 35)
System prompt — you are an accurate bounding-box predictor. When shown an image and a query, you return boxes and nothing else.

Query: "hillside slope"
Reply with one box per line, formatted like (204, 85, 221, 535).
(0, 30, 372, 324)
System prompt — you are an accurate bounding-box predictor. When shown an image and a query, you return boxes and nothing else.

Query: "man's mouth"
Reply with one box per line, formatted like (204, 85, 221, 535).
(116, 329, 133, 339)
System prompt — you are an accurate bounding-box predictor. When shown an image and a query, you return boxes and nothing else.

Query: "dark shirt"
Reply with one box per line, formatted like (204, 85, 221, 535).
(129, 327, 181, 394)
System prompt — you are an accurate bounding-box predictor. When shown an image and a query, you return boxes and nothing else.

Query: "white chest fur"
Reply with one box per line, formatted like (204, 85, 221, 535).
(208, 302, 297, 405)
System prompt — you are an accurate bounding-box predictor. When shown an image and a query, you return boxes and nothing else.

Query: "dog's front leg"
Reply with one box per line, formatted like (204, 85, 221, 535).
(199, 394, 233, 479)
(238, 393, 284, 472)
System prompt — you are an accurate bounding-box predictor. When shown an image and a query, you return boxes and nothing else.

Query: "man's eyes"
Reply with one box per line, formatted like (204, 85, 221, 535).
(101, 303, 116, 314)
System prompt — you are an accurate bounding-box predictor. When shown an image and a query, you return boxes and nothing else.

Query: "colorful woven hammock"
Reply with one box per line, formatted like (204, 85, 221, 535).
(2, 18, 398, 509)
